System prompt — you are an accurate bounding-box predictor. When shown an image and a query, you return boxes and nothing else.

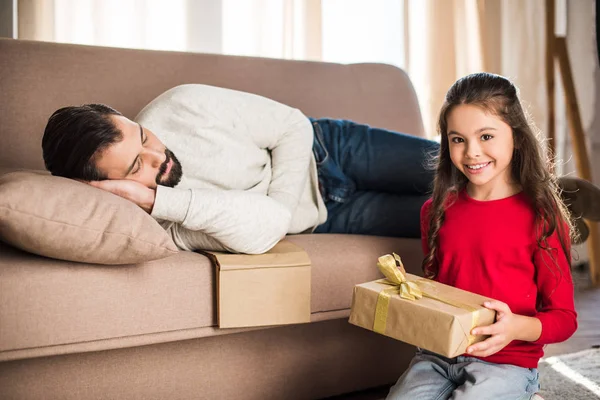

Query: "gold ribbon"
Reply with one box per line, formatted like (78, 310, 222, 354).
(373, 253, 480, 347)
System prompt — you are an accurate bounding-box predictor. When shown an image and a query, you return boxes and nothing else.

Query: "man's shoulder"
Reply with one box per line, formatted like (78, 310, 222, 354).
(155, 83, 235, 101)
(134, 84, 236, 123)
(149, 83, 275, 104)
(135, 83, 292, 121)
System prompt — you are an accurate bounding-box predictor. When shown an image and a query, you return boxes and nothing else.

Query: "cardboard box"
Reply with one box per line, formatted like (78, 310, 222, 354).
(210, 240, 311, 329)
(349, 254, 496, 358)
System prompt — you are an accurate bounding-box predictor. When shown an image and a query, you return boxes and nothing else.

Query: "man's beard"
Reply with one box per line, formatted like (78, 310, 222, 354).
(156, 149, 183, 188)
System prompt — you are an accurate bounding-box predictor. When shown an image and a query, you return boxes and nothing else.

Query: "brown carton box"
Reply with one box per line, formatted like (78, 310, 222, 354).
(348, 254, 496, 358)
(211, 240, 311, 329)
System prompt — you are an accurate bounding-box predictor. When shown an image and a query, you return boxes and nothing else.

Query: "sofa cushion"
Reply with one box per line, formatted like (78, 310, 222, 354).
(0, 170, 178, 265)
(0, 234, 423, 361)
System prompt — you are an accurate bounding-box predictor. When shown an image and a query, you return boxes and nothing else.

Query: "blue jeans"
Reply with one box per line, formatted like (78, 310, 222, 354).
(310, 118, 439, 238)
(387, 349, 540, 400)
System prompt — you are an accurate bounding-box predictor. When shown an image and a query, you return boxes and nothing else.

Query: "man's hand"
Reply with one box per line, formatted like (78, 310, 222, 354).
(465, 300, 541, 358)
(87, 180, 156, 213)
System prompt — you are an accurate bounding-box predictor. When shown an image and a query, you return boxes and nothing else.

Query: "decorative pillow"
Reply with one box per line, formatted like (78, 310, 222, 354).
(0, 170, 178, 264)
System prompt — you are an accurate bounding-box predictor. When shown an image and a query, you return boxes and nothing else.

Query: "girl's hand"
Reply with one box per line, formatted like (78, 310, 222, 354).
(466, 300, 520, 357)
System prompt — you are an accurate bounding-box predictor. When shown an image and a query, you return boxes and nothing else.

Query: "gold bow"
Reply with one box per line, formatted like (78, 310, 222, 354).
(376, 253, 423, 300)
(373, 253, 479, 347)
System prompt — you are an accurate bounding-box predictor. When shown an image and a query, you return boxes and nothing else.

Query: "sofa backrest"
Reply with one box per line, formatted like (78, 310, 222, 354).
(0, 38, 425, 170)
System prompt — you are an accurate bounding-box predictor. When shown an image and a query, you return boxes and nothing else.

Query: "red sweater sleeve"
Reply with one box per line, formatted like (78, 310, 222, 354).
(533, 226, 578, 344)
(420, 199, 433, 256)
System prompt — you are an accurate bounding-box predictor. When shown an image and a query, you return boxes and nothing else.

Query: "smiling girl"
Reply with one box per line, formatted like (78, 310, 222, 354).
(386, 73, 577, 400)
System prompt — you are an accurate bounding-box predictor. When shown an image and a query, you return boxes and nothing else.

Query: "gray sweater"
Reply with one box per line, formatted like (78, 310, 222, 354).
(135, 84, 327, 254)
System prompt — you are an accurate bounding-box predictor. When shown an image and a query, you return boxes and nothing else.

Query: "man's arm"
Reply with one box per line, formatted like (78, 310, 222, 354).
(148, 101, 313, 254)
(152, 186, 291, 254)
(86, 180, 289, 253)
(139, 84, 313, 217)
(133, 84, 317, 253)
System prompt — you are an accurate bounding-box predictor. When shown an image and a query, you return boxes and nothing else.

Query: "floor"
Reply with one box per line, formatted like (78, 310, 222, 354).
(326, 262, 600, 400)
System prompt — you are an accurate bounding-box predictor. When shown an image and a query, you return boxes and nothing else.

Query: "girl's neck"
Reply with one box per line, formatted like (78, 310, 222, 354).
(466, 181, 522, 201)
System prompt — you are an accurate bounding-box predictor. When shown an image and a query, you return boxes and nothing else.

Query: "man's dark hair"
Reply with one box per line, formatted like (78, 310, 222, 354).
(42, 104, 123, 181)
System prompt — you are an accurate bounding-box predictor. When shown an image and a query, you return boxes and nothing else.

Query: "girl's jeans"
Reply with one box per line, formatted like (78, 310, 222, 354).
(310, 118, 439, 238)
(387, 349, 540, 400)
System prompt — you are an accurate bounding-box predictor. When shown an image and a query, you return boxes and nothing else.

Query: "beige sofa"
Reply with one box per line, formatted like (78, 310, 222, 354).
(0, 38, 427, 400)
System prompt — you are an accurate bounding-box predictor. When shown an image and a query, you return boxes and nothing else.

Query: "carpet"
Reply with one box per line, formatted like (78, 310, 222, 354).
(538, 347, 600, 399)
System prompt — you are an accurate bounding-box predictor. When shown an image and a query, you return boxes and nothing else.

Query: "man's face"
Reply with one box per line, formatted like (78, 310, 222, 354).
(94, 115, 182, 189)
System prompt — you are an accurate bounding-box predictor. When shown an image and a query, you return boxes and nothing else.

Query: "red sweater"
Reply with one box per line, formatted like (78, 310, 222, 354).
(421, 191, 577, 368)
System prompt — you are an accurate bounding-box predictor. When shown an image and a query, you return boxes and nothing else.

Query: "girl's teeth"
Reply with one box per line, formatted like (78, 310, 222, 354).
(467, 163, 488, 170)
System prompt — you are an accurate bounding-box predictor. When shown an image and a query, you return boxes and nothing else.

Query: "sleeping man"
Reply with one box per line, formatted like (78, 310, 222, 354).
(41, 84, 600, 253)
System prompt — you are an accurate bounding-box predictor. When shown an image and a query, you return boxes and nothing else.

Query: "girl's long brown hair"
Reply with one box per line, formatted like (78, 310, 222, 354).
(422, 73, 575, 280)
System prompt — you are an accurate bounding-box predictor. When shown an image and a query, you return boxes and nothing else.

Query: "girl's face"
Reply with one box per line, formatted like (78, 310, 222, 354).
(446, 104, 516, 197)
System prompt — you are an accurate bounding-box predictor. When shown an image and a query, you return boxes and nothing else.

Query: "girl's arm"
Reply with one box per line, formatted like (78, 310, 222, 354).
(531, 226, 578, 344)
(466, 225, 577, 357)
(420, 199, 433, 255)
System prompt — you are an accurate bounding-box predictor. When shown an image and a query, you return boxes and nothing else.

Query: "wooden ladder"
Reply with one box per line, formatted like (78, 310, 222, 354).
(546, 0, 599, 286)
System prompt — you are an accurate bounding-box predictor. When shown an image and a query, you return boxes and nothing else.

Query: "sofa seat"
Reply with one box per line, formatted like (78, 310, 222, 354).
(0, 234, 423, 362)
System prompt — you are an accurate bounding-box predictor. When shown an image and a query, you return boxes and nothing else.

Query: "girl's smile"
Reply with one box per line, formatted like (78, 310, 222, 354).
(464, 161, 492, 174)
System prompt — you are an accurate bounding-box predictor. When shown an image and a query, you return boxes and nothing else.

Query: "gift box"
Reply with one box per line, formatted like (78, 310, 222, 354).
(208, 240, 311, 329)
(349, 254, 496, 358)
